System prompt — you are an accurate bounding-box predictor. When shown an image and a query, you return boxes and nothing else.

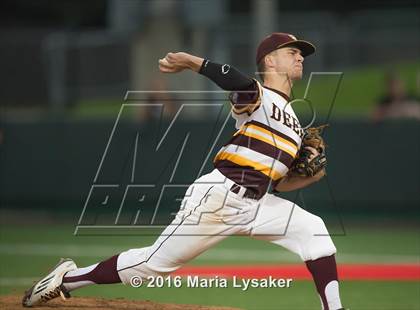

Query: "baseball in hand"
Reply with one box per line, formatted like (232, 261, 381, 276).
(159, 52, 188, 73)
(159, 52, 203, 73)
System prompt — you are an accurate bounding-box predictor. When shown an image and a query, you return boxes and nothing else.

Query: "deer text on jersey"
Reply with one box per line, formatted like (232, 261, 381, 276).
(270, 102, 305, 137)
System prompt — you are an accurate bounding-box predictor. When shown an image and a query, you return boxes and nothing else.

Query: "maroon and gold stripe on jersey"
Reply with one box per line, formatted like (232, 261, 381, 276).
(214, 120, 299, 196)
(234, 120, 299, 159)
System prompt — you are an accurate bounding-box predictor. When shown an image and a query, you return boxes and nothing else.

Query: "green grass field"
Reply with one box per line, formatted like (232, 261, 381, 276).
(0, 221, 419, 309)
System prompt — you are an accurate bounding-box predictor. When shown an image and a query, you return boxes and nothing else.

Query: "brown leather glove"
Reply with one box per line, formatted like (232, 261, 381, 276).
(290, 125, 328, 177)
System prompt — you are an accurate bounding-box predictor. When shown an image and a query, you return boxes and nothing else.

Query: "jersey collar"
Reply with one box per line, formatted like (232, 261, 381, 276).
(263, 86, 290, 102)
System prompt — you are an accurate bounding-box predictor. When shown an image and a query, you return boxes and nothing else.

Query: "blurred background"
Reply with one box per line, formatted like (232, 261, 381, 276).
(1, 0, 419, 220)
(0, 1, 419, 308)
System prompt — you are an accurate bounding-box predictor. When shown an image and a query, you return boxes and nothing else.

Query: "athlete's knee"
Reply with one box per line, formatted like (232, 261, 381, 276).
(298, 213, 328, 237)
(302, 214, 336, 260)
(310, 215, 329, 234)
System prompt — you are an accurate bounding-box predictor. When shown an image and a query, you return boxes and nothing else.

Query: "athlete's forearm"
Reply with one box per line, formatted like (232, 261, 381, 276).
(275, 170, 325, 192)
(274, 176, 314, 192)
(159, 52, 256, 92)
(199, 60, 256, 91)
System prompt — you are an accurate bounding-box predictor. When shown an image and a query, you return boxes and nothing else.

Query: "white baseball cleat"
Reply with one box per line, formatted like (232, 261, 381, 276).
(22, 258, 77, 307)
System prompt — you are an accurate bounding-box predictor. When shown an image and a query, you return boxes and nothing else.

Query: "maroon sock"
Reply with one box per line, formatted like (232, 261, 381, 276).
(305, 254, 341, 310)
(62, 255, 121, 291)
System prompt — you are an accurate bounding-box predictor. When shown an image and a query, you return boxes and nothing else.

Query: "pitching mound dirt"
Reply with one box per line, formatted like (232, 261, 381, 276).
(0, 295, 242, 310)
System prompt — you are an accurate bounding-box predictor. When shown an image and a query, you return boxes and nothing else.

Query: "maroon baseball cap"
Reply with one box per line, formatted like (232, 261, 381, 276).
(256, 32, 316, 64)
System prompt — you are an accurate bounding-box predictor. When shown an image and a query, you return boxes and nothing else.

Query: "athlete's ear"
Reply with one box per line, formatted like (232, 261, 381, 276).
(264, 53, 275, 70)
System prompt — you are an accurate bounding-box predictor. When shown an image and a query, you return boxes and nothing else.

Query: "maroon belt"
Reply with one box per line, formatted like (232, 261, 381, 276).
(229, 184, 261, 200)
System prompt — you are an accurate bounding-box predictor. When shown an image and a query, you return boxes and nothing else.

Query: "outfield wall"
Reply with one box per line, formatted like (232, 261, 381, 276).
(1, 119, 419, 219)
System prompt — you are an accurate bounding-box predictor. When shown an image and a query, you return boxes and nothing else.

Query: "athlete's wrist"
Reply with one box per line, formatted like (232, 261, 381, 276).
(186, 55, 204, 72)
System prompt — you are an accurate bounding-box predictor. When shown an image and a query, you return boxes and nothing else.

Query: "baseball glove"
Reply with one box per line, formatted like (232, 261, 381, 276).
(290, 125, 328, 177)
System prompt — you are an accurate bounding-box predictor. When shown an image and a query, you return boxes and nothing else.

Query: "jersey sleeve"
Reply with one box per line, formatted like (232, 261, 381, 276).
(229, 79, 263, 115)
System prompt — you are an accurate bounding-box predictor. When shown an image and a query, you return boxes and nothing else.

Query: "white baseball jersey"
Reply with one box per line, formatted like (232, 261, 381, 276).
(116, 82, 336, 286)
(214, 82, 304, 198)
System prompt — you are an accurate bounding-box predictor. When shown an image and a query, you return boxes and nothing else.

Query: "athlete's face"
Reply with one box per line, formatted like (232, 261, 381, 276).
(268, 47, 304, 80)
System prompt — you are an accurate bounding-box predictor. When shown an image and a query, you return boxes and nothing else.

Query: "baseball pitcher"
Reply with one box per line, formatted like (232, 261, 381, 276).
(23, 33, 345, 310)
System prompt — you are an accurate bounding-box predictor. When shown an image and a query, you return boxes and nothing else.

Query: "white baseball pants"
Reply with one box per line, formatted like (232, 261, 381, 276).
(117, 168, 336, 284)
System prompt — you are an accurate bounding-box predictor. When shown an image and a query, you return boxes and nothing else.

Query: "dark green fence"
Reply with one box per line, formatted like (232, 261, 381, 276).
(1, 118, 419, 222)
